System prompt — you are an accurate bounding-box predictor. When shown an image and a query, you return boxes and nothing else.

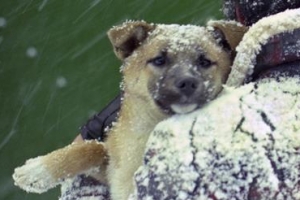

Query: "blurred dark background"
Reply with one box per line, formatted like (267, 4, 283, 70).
(0, 0, 221, 199)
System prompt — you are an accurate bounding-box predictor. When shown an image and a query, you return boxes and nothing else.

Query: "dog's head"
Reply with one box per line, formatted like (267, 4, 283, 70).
(108, 21, 246, 115)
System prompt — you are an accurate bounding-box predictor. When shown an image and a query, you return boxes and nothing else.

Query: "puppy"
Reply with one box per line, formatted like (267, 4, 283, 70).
(13, 20, 247, 200)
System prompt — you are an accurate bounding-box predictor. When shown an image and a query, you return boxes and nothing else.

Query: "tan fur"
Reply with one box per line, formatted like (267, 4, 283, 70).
(13, 20, 247, 199)
(43, 141, 108, 182)
(208, 20, 248, 51)
(106, 90, 167, 199)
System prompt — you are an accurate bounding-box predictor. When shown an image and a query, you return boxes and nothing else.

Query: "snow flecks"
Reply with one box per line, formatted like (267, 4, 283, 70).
(0, 129, 17, 151)
(0, 17, 7, 28)
(0, 105, 24, 150)
(26, 46, 38, 58)
(90, 0, 102, 8)
(13, 156, 58, 193)
(71, 32, 106, 59)
(38, 0, 48, 12)
(226, 8, 300, 87)
(59, 174, 110, 200)
(151, 24, 218, 55)
(72, 0, 102, 24)
(56, 76, 67, 88)
(133, 77, 300, 199)
(21, 81, 42, 105)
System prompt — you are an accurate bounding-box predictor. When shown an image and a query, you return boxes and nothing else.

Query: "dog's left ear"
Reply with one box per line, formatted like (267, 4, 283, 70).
(207, 20, 248, 51)
(108, 21, 155, 60)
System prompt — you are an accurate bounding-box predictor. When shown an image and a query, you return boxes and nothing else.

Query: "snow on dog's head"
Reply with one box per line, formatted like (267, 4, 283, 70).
(130, 9, 300, 200)
(108, 21, 246, 115)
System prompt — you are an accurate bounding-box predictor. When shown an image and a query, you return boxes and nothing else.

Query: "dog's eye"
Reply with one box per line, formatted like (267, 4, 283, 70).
(149, 54, 168, 67)
(197, 56, 212, 69)
(152, 56, 166, 66)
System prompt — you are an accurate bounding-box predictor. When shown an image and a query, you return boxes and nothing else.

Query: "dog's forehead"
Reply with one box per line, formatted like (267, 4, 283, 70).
(149, 24, 211, 52)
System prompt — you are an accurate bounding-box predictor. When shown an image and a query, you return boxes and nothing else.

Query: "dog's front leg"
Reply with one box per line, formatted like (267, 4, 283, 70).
(13, 140, 108, 193)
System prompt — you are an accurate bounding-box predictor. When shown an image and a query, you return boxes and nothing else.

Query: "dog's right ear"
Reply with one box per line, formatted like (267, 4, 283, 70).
(208, 20, 248, 51)
(108, 21, 155, 60)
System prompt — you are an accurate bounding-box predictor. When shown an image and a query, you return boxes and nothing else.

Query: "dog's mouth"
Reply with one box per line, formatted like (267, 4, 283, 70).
(152, 76, 209, 115)
(155, 98, 202, 115)
(170, 103, 198, 114)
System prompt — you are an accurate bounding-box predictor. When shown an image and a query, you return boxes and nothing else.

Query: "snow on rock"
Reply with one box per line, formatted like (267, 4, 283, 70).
(59, 175, 110, 200)
(131, 77, 300, 200)
(226, 8, 300, 87)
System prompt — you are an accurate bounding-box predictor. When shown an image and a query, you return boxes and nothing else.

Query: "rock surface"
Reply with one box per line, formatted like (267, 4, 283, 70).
(131, 77, 300, 200)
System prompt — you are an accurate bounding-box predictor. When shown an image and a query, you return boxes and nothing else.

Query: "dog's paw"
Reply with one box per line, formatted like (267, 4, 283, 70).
(13, 156, 59, 193)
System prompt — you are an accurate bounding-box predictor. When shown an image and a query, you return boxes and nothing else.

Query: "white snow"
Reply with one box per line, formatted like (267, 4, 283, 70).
(13, 156, 59, 193)
(131, 8, 300, 199)
(0, 17, 6, 28)
(14, 8, 300, 199)
(26, 47, 38, 58)
(59, 175, 109, 200)
(38, 0, 48, 12)
(56, 76, 67, 88)
(226, 8, 300, 87)
(133, 77, 300, 199)
(148, 23, 223, 55)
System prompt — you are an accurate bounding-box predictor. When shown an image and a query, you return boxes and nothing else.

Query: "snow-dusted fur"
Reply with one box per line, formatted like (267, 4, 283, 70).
(13, 20, 246, 200)
(130, 8, 300, 200)
(13, 156, 57, 193)
(13, 140, 108, 193)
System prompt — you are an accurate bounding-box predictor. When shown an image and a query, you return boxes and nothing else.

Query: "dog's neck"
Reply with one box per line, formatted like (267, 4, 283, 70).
(115, 92, 167, 135)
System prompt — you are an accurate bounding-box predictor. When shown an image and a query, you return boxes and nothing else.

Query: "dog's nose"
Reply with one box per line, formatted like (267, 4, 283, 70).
(175, 77, 198, 96)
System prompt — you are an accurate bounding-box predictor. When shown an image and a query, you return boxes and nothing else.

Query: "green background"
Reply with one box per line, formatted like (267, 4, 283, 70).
(0, 1, 221, 199)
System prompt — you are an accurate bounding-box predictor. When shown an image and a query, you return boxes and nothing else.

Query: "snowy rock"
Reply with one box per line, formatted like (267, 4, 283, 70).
(131, 77, 300, 200)
(60, 175, 110, 200)
(226, 8, 300, 87)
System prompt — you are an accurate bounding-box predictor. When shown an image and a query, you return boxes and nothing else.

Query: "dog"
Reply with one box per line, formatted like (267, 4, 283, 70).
(13, 20, 247, 200)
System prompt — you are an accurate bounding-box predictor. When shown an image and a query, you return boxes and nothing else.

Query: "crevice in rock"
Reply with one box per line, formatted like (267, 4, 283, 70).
(188, 118, 202, 196)
(260, 111, 276, 132)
